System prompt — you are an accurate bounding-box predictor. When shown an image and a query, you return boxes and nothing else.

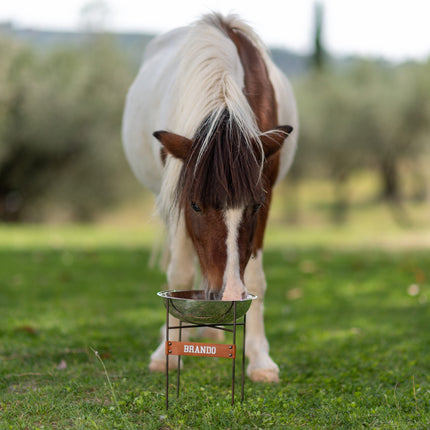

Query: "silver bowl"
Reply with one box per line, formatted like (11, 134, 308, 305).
(157, 290, 257, 324)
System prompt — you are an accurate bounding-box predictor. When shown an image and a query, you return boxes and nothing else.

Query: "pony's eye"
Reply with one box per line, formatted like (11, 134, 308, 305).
(252, 203, 262, 214)
(191, 201, 202, 212)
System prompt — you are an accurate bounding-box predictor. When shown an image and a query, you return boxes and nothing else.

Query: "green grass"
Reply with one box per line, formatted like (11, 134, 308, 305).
(1, 224, 430, 429)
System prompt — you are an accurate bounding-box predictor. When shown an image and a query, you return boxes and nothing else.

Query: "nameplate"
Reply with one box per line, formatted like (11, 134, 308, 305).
(165, 341, 236, 358)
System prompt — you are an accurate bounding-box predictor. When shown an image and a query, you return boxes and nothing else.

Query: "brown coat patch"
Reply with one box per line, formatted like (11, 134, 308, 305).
(226, 25, 281, 253)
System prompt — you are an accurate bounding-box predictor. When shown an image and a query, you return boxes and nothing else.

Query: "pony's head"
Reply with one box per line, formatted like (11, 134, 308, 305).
(154, 110, 292, 300)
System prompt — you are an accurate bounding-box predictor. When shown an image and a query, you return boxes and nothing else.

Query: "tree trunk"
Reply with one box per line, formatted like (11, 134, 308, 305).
(379, 156, 400, 201)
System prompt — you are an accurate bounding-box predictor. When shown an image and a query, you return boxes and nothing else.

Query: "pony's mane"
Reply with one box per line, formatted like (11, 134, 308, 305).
(178, 109, 265, 210)
(158, 14, 269, 219)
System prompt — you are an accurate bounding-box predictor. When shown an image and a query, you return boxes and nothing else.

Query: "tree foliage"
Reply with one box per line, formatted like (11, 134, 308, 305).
(0, 30, 429, 223)
(0, 34, 135, 221)
(295, 59, 430, 210)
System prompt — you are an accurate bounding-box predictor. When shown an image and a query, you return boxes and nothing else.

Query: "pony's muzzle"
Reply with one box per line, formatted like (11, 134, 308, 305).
(221, 279, 247, 301)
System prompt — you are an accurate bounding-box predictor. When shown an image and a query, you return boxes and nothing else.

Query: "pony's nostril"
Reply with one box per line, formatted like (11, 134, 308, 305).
(205, 288, 222, 301)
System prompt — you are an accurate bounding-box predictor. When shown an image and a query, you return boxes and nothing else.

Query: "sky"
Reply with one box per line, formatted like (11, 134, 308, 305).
(1, 0, 429, 61)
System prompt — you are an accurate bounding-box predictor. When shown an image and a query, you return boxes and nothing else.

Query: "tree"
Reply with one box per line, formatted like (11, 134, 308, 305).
(295, 58, 430, 224)
(0, 35, 135, 221)
(311, 1, 326, 71)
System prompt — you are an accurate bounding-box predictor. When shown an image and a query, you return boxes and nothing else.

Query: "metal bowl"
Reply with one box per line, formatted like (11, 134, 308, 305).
(157, 290, 257, 324)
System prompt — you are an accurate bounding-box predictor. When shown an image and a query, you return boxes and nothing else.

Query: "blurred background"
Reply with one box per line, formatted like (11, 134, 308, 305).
(0, 0, 429, 245)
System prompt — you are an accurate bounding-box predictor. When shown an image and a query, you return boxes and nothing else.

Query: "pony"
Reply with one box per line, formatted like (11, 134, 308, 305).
(122, 13, 298, 382)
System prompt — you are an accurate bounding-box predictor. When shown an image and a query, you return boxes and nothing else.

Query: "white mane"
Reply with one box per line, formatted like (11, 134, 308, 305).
(157, 14, 268, 221)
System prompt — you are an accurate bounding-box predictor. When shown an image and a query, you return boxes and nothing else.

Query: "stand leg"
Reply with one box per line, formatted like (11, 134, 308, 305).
(166, 300, 170, 410)
(231, 302, 237, 406)
(177, 320, 182, 398)
(241, 313, 246, 402)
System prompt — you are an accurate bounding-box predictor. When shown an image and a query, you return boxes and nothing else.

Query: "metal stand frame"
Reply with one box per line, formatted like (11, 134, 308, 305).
(165, 300, 247, 410)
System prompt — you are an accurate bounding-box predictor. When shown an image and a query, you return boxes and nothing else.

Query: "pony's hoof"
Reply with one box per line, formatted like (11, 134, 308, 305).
(248, 368, 279, 383)
(149, 359, 166, 373)
(149, 358, 182, 373)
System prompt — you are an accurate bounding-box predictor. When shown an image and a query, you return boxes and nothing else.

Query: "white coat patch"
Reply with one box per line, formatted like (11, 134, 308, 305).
(222, 207, 246, 300)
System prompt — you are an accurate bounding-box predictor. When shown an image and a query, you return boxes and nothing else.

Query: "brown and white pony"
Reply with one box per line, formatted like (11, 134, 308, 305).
(122, 13, 298, 382)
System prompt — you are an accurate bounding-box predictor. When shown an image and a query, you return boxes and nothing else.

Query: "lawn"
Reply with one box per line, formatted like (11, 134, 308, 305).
(0, 223, 429, 429)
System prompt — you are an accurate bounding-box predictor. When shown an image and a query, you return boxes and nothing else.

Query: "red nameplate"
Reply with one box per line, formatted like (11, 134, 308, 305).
(165, 341, 236, 358)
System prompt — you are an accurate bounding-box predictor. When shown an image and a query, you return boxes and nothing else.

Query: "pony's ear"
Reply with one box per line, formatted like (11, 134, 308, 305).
(153, 131, 192, 160)
(260, 125, 293, 159)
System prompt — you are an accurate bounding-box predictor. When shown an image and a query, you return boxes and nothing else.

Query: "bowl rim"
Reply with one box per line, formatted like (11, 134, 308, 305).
(157, 289, 257, 302)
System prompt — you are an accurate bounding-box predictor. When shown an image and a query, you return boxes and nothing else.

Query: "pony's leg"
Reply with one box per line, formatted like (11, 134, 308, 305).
(198, 325, 225, 342)
(244, 249, 279, 382)
(149, 216, 195, 372)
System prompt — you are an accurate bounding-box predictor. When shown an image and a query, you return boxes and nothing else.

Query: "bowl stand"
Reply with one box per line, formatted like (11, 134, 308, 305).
(164, 298, 247, 410)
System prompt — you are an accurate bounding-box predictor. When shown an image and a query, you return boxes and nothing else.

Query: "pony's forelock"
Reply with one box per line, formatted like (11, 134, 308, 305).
(176, 109, 265, 212)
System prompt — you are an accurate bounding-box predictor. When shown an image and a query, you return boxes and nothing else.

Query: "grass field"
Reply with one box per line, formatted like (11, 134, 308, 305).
(1, 220, 430, 429)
